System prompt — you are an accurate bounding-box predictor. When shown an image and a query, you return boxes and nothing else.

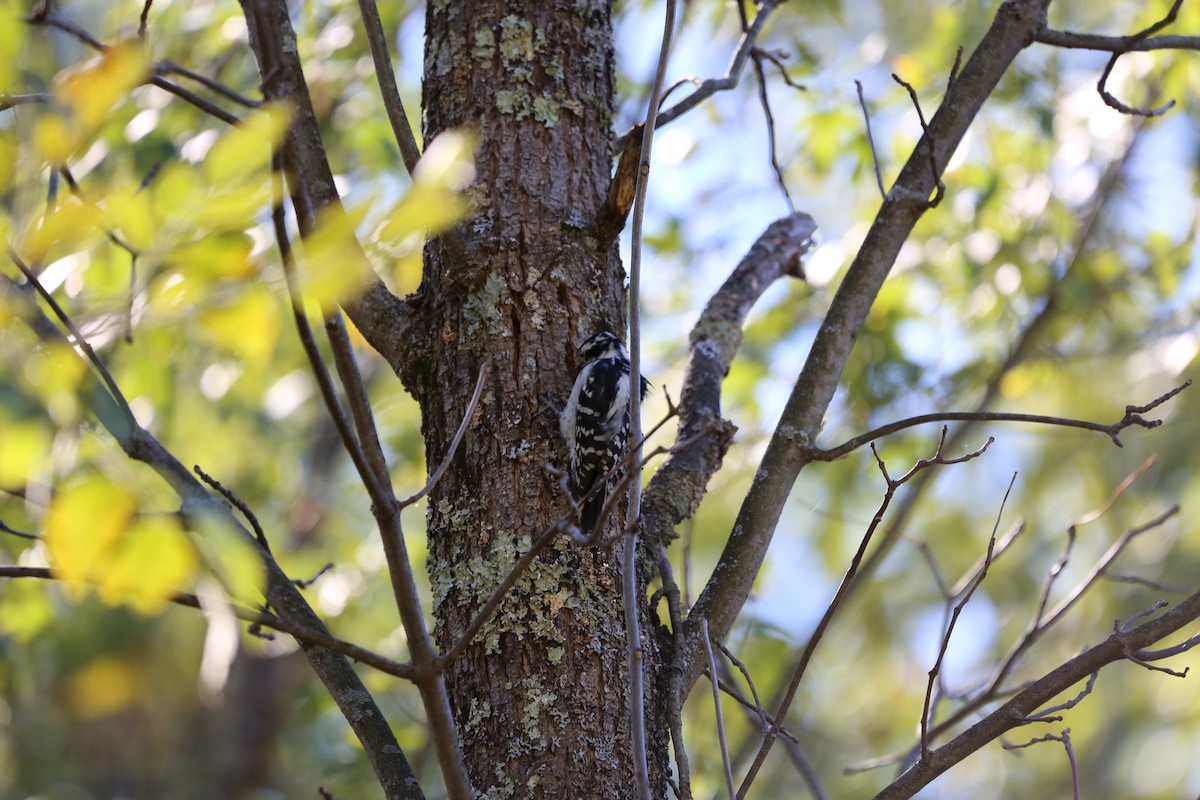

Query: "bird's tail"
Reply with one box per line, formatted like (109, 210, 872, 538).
(580, 485, 607, 536)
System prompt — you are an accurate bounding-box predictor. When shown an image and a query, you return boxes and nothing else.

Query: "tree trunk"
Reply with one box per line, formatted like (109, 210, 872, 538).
(408, 1, 667, 796)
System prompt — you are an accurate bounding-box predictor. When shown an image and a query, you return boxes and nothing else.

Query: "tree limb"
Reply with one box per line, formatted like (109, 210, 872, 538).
(640, 212, 815, 550)
(872, 587, 1200, 800)
(238, 0, 418, 382)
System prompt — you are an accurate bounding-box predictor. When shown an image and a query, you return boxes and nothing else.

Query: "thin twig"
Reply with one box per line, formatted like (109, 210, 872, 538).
(0, 93, 51, 110)
(271, 166, 390, 508)
(1093, 0, 1184, 117)
(714, 637, 769, 731)
(891, 72, 944, 207)
(0, 565, 417, 679)
(614, 0, 781, 150)
(356, 0, 422, 176)
(156, 61, 262, 108)
(7, 248, 137, 432)
(920, 474, 1015, 758)
(656, 545, 692, 799)
(751, 53, 794, 212)
(194, 465, 269, 552)
(919, 502, 1180, 748)
(811, 384, 1189, 460)
(1003, 730, 1080, 800)
(138, 0, 153, 38)
(624, 0, 678, 786)
(736, 430, 993, 797)
(702, 618, 737, 800)
(855, 79, 887, 200)
(0, 521, 39, 541)
(399, 363, 488, 507)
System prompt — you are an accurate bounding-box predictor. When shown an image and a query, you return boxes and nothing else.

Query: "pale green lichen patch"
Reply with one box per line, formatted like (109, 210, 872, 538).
(472, 27, 495, 60)
(463, 696, 493, 735)
(532, 96, 560, 127)
(463, 270, 511, 337)
(494, 88, 532, 120)
(440, 531, 579, 655)
(498, 15, 534, 62)
(516, 675, 562, 752)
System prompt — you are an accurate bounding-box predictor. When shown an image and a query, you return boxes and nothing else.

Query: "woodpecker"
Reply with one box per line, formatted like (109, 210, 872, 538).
(560, 331, 649, 535)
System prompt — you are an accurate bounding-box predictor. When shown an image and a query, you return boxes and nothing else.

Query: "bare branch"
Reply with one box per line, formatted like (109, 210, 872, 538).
(155, 61, 261, 108)
(1025, 671, 1097, 722)
(271, 167, 390, 509)
(1034, 0, 1187, 117)
(920, 474, 1015, 758)
(1134, 631, 1200, 662)
(812, 385, 1188, 460)
(1035, 30, 1200, 53)
(702, 619, 737, 799)
(751, 54, 795, 212)
(891, 73, 944, 208)
(640, 211, 814, 547)
(683, 0, 1055, 696)
(875, 585, 1200, 800)
(138, 0, 154, 38)
(193, 465, 269, 552)
(714, 637, 769, 732)
(0, 520, 39, 541)
(856, 79, 887, 201)
(614, 0, 781, 150)
(241, 0, 417, 376)
(0, 565, 417, 680)
(736, 431, 993, 797)
(917, 501, 1181, 752)
(356, 0, 422, 176)
(628, 0, 677, 776)
(399, 363, 488, 507)
(656, 546, 692, 799)
(7, 248, 138, 436)
(1003, 730, 1080, 800)
(0, 93, 51, 111)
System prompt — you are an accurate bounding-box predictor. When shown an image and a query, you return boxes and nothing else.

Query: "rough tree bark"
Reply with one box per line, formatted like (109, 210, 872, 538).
(408, 1, 667, 795)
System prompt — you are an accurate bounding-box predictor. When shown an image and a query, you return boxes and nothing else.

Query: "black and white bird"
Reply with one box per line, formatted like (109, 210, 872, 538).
(560, 331, 650, 535)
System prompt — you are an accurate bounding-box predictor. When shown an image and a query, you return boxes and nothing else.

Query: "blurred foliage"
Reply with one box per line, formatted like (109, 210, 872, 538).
(1, 0, 1198, 799)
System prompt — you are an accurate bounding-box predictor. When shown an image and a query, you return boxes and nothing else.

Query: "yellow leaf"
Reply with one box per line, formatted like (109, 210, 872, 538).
(393, 248, 423, 295)
(191, 184, 273, 229)
(197, 286, 280, 367)
(99, 515, 198, 614)
(300, 204, 374, 308)
(167, 234, 254, 280)
(0, 579, 54, 640)
(0, 421, 51, 486)
(65, 657, 137, 719)
(104, 182, 157, 251)
(45, 474, 135, 596)
(59, 41, 149, 133)
(0, 3, 25, 95)
(379, 130, 475, 243)
(32, 112, 79, 168)
(413, 129, 476, 191)
(18, 194, 105, 264)
(23, 341, 88, 424)
(203, 104, 292, 185)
